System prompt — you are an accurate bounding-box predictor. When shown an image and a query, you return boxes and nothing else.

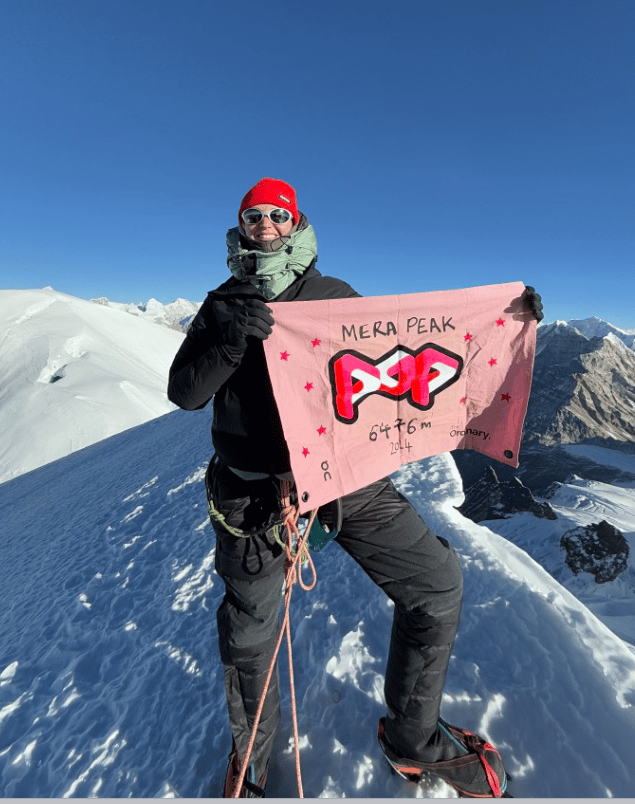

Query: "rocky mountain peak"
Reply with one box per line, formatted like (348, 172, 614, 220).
(560, 521, 630, 584)
(524, 321, 635, 447)
(458, 465, 557, 522)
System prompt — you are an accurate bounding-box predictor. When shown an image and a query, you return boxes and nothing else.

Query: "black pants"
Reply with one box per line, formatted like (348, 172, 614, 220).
(207, 457, 464, 779)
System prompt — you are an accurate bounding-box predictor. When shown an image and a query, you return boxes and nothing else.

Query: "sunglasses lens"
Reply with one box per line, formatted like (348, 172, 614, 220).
(269, 209, 292, 224)
(242, 209, 263, 225)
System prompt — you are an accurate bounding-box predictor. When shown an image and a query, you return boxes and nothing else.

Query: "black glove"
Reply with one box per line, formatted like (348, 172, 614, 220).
(225, 298, 275, 355)
(523, 286, 544, 322)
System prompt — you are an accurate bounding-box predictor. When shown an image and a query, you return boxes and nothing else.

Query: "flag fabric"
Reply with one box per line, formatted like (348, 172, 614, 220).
(263, 281, 537, 514)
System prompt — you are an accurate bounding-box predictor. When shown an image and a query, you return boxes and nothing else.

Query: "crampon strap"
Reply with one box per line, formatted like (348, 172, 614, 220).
(464, 733, 503, 797)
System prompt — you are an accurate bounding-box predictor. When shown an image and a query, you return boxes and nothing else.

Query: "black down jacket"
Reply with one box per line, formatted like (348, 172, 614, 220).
(167, 265, 359, 474)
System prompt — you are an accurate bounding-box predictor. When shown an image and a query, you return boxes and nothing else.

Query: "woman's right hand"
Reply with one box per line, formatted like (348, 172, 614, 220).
(226, 299, 275, 352)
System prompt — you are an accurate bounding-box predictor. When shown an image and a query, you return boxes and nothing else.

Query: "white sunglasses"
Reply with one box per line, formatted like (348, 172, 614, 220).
(241, 207, 293, 226)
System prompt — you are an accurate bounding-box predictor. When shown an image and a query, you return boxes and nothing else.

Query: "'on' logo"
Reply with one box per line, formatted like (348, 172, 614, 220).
(328, 343, 463, 424)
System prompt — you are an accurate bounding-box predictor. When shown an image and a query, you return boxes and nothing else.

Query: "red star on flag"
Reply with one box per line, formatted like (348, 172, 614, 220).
(488, 358, 498, 366)
(460, 397, 467, 404)
(280, 351, 290, 361)
(464, 333, 472, 342)
(311, 338, 321, 347)
(304, 382, 314, 392)
(317, 425, 327, 435)
(501, 392, 511, 402)
(496, 318, 505, 326)
(302, 447, 310, 457)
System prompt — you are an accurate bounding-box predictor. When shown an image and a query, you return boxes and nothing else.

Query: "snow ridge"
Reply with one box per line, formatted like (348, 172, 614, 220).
(1, 410, 635, 797)
(0, 288, 185, 483)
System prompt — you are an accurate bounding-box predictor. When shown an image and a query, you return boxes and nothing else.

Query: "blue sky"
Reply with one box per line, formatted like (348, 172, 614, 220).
(1, 0, 633, 328)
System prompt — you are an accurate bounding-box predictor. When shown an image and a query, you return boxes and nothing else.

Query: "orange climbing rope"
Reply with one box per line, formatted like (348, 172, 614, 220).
(231, 480, 317, 798)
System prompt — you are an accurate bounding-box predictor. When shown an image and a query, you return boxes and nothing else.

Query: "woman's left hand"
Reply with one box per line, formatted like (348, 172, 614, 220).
(523, 286, 544, 321)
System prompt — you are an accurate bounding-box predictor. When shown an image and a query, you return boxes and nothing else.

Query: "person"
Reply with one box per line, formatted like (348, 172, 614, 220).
(167, 178, 543, 798)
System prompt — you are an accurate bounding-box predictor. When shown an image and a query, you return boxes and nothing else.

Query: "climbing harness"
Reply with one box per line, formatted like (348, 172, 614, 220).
(205, 455, 341, 553)
(230, 479, 318, 798)
(206, 481, 285, 543)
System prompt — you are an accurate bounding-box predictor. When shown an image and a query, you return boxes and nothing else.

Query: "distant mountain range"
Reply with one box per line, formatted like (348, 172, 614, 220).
(542, 316, 635, 350)
(90, 296, 201, 331)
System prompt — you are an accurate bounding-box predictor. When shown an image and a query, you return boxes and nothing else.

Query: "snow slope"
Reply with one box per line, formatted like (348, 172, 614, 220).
(1, 408, 635, 798)
(484, 444, 635, 653)
(0, 288, 184, 483)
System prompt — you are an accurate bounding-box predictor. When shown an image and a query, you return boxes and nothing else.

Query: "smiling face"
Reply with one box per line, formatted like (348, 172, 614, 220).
(242, 203, 295, 248)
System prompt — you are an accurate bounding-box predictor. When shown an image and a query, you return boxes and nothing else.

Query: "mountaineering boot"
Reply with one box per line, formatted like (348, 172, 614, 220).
(222, 741, 269, 798)
(378, 717, 510, 798)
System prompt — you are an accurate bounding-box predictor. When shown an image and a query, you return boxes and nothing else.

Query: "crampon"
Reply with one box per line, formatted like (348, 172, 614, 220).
(378, 717, 512, 798)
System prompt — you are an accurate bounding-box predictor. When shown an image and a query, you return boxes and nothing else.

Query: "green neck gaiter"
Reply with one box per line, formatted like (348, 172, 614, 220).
(226, 220, 318, 300)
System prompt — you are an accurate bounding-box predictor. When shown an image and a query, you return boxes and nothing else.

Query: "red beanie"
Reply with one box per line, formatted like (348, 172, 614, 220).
(238, 178, 299, 226)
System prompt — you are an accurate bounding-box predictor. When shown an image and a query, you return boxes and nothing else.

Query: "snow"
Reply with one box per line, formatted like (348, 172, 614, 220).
(2, 408, 635, 798)
(91, 296, 201, 332)
(481, 447, 635, 666)
(2, 295, 635, 798)
(566, 316, 635, 342)
(0, 288, 185, 483)
(562, 444, 635, 475)
(539, 317, 635, 351)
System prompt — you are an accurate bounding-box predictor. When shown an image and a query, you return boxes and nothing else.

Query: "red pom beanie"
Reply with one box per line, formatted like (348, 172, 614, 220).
(238, 178, 299, 226)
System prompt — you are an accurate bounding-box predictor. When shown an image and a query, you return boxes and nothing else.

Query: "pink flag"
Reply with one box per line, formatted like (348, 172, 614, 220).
(264, 282, 536, 514)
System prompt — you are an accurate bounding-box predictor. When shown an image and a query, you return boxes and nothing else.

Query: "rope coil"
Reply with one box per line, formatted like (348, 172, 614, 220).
(231, 480, 317, 798)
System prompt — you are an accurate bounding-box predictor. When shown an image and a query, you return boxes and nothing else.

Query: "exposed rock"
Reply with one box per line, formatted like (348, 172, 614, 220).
(458, 465, 557, 522)
(560, 521, 629, 583)
(453, 445, 635, 499)
(525, 324, 635, 447)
